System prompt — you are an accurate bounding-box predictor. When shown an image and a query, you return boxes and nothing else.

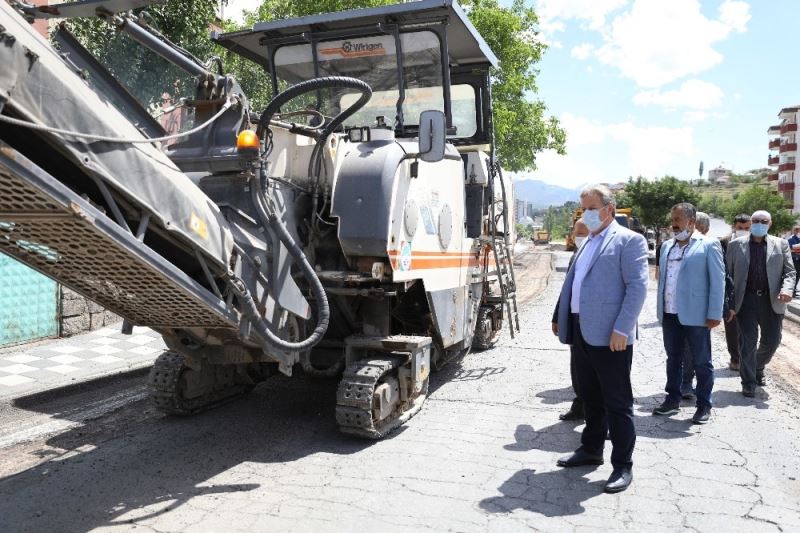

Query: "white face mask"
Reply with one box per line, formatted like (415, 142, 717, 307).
(733, 229, 750, 239)
(575, 236, 586, 248)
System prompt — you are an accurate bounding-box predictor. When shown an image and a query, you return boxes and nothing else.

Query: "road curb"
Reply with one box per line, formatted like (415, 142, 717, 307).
(1, 360, 154, 404)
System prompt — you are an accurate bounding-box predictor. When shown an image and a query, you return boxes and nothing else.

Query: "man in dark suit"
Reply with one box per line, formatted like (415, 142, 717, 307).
(552, 184, 649, 494)
(552, 220, 589, 422)
(719, 214, 751, 371)
(789, 225, 800, 297)
(727, 210, 796, 396)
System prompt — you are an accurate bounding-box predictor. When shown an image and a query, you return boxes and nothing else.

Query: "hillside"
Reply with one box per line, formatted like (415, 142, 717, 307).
(513, 179, 579, 207)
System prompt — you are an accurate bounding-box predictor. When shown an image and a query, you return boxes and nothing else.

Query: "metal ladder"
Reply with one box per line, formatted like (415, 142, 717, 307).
(487, 163, 520, 338)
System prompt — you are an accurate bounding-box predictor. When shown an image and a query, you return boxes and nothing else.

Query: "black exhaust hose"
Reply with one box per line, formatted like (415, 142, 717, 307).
(233, 76, 371, 352)
(255, 76, 372, 141)
(229, 173, 330, 353)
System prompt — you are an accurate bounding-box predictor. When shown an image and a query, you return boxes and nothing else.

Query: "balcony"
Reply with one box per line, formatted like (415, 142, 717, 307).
(781, 123, 798, 134)
(768, 155, 780, 165)
(781, 142, 798, 153)
(768, 172, 779, 181)
(779, 162, 796, 172)
(769, 139, 782, 149)
(778, 182, 796, 193)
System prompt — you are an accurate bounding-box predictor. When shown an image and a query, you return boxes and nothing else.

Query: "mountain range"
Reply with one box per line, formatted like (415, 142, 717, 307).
(513, 179, 581, 208)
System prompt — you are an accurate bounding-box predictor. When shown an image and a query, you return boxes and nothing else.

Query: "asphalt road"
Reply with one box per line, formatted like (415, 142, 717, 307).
(1, 248, 799, 533)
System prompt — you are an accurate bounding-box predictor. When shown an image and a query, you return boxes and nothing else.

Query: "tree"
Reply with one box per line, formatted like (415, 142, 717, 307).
(697, 193, 730, 218)
(66, 0, 565, 169)
(242, 0, 566, 171)
(724, 185, 798, 234)
(67, 0, 221, 111)
(622, 176, 700, 229)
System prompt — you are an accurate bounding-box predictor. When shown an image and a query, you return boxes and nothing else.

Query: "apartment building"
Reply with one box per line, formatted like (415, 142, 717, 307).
(768, 106, 798, 213)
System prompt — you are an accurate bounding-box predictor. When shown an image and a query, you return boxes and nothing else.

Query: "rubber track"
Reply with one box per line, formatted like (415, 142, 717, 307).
(335, 357, 428, 439)
(148, 351, 249, 415)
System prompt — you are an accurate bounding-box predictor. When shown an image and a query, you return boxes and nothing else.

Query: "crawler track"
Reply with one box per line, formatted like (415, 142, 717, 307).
(148, 351, 251, 415)
(335, 358, 428, 439)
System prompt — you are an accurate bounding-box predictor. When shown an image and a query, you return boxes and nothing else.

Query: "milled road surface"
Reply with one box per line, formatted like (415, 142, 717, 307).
(1, 247, 800, 532)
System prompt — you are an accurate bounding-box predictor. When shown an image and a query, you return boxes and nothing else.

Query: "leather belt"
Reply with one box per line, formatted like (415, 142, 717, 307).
(747, 289, 768, 296)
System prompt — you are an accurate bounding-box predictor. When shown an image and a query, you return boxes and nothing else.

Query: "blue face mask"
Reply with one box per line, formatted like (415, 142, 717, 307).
(582, 208, 604, 232)
(751, 223, 769, 237)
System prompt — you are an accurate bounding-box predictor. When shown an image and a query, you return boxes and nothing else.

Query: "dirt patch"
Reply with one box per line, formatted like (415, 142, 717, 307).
(512, 249, 553, 306)
(770, 317, 800, 402)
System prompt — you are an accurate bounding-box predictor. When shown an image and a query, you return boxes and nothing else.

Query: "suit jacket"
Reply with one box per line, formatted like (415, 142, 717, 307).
(718, 237, 736, 315)
(656, 235, 725, 326)
(726, 235, 797, 315)
(555, 221, 649, 347)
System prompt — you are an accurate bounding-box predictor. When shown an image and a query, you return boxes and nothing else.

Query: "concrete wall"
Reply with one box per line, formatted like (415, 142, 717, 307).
(59, 287, 121, 337)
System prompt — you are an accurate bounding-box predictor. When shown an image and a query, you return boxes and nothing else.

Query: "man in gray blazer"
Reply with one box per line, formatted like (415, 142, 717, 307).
(552, 184, 649, 493)
(726, 210, 796, 396)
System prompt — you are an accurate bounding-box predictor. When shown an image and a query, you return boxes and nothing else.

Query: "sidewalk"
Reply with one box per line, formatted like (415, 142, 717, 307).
(0, 325, 164, 400)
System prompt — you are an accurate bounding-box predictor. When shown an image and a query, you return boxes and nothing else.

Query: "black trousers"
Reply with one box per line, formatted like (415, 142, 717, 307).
(571, 314, 635, 469)
(737, 292, 783, 387)
(569, 348, 584, 412)
(724, 315, 740, 364)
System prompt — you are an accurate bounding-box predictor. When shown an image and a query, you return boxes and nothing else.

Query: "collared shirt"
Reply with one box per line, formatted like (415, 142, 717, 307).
(570, 224, 611, 314)
(746, 238, 768, 291)
(663, 241, 690, 314)
(789, 234, 800, 259)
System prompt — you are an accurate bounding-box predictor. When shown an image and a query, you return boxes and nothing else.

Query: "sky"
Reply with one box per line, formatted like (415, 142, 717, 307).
(520, 0, 800, 188)
(221, 0, 800, 189)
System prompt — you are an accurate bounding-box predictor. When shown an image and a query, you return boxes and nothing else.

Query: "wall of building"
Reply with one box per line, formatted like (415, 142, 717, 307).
(59, 288, 121, 337)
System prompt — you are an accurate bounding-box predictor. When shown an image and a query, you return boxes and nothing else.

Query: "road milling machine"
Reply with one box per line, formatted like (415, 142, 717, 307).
(0, 0, 518, 438)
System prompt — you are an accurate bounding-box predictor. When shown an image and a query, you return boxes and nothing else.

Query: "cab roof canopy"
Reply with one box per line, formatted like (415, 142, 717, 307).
(214, 0, 499, 69)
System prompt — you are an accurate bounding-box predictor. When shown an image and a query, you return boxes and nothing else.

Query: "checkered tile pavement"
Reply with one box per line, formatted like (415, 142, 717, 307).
(0, 326, 165, 400)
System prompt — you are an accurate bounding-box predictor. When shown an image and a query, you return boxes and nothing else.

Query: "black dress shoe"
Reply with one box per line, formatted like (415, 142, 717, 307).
(557, 449, 604, 467)
(604, 467, 633, 493)
(742, 385, 756, 398)
(756, 374, 766, 387)
(692, 405, 711, 424)
(559, 408, 584, 421)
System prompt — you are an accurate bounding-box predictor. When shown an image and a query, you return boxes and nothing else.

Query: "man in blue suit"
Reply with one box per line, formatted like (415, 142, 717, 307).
(654, 203, 725, 424)
(553, 184, 649, 494)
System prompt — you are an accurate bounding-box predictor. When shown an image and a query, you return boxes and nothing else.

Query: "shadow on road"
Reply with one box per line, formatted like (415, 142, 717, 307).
(712, 389, 771, 409)
(535, 386, 575, 405)
(479, 468, 604, 517)
(0, 375, 372, 532)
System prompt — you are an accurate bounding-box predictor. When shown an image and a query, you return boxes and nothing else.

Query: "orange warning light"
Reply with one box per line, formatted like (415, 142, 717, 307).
(236, 130, 260, 153)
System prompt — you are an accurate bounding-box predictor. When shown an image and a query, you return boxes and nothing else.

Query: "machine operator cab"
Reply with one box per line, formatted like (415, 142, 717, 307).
(214, 0, 499, 156)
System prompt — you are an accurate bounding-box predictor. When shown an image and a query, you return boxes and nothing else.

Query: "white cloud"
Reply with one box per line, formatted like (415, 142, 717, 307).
(719, 0, 751, 32)
(526, 113, 695, 186)
(606, 122, 695, 177)
(537, 0, 630, 31)
(560, 113, 609, 147)
(523, 149, 610, 188)
(634, 79, 724, 110)
(593, 0, 751, 88)
(571, 43, 595, 60)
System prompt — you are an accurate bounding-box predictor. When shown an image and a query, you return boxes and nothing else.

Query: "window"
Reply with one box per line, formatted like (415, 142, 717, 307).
(274, 31, 444, 129)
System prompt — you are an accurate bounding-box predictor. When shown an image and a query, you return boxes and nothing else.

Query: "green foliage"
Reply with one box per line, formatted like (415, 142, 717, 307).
(463, 0, 566, 171)
(723, 185, 798, 234)
(65, 0, 565, 168)
(515, 223, 532, 239)
(697, 193, 730, 218)
(66, 0, 220, 110)
(621, 176, 700, 229)
(242, 0, 566, 171)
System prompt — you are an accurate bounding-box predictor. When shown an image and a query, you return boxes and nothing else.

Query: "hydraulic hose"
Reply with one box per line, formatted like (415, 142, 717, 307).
(235, 76, 371, 352)
(229, 172, 330, 352)
(255, 76, 372, 140)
